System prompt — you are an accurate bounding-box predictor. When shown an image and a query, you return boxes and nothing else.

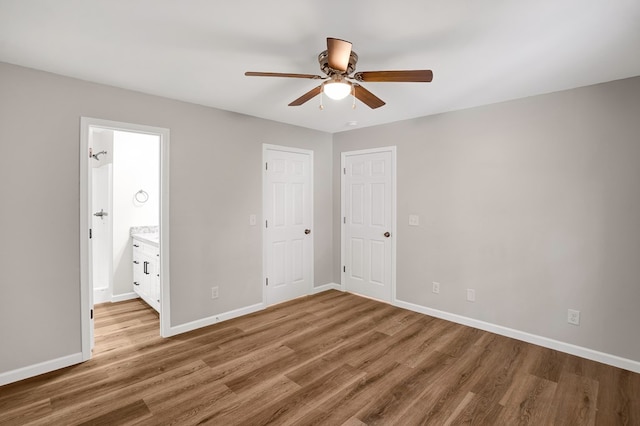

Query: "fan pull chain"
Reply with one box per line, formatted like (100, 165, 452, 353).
(319, 85, 324, 110)
(352, 85, 356, 109)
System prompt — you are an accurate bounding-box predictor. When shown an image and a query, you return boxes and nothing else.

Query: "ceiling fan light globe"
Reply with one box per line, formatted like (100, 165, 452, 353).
(323, 81, 351, 100)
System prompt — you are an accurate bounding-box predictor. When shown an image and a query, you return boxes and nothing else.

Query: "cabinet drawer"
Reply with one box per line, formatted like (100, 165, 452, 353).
(133, 239, 159, 256)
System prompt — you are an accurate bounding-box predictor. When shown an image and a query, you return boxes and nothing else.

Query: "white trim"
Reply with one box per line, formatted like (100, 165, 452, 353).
(263, 143, 315, 156)
(159, 130, 171, 338)
(262, 144, 315, 307)
(164, 303, 265, 337)
(111, 292, 139, 303)
(394, 298, 640, 374)
(0, 353, 83, 386)
(80, 117, 171, 362)
(312, 282, 342, 293)
(340, 146, 397, 303)
(80, 120, 91, 359)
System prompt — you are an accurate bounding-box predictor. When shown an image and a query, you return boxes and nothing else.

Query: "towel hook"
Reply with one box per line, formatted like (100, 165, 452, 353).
(135, 190, 149, 203)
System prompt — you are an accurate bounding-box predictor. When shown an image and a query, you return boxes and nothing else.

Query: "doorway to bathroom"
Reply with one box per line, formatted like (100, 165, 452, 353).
(80, 117, 171, 360)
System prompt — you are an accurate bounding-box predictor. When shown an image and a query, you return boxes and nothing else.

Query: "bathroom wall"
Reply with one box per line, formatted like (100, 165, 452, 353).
(112, 131, 160, 297)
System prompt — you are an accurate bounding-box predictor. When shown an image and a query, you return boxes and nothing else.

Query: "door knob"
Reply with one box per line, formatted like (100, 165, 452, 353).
(304, 229, 311, 235)
(384, 232, 391, 238)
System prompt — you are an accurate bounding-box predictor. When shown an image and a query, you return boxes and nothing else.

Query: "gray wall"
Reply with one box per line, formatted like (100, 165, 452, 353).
(333, 76, 640, 363)
(1, 59, 638, 377)
(0, 62, 333, 373)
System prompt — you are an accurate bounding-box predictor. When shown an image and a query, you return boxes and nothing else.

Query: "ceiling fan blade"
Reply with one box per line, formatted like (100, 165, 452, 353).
(327, 38, 352, 72)
(245, 71, 324, 79)
(353, 84, 386, 109)
(289, 85, 323, 106)
(354, 70, 433, 83)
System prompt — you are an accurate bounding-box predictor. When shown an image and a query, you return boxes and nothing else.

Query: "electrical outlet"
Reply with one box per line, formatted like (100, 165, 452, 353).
(409, 214, 420, 226)
(432, 282, 440, 294)
(211, 286, 219, 299)
(568, 309, 580, 325)
(466, 289, 475, 302)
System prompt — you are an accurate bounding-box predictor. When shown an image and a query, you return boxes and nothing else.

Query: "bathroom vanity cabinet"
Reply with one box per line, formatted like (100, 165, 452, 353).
(132, 234, 160, 313)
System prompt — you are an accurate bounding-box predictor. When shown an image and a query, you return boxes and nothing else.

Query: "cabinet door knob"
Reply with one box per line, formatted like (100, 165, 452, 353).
(384, 232, 391, 238)
(134, 281, 140, 286)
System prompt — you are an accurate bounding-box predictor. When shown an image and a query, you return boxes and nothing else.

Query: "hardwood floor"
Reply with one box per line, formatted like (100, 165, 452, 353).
(1, 290, 638, 425)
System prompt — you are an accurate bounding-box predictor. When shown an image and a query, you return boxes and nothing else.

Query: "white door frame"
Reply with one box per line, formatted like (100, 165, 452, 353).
(80, 117, 171, 361)
(262, 143, 314, 306)
(340, 146, 397, 303)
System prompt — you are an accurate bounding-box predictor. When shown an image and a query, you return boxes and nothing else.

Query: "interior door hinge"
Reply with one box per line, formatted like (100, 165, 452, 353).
(89, 229, 92, 239)
(266, 277, 269, 286)
(343, 217, 346, 224)
(89, 147, 93, 158)
(343, 167, 346, 174)
(265, 162, 268, 171)
(343, 266, 346, 273)
(265, 220, 268, 228)
(90, 309, 93, 320)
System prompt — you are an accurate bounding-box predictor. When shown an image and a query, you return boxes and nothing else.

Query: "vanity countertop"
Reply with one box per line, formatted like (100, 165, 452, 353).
(132, 232, 159, 247)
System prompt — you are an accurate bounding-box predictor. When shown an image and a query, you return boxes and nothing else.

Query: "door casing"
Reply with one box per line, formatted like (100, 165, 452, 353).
(80, 117, 171, 361)
(341, 146, 397, 303)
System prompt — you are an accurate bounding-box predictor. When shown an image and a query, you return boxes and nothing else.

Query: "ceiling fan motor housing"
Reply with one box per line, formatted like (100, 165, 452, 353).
(318, 50, 358, 76)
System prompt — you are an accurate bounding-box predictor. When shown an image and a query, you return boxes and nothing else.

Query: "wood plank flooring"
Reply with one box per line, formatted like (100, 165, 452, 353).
(1, 290, 638, 425)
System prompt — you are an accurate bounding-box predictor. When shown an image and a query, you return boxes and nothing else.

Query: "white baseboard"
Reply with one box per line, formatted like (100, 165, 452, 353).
(393, 298, 640, 374)
(12, 288, 633, 389)
(312, 282, 342, 293)
(167, 285, 341, 337)
(164, 302, 265, 337)
(111, 292, 139, 303)
(0, 352, 83, 387)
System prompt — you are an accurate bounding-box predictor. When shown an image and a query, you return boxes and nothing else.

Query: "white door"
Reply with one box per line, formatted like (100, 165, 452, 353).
(91, 163, 112, 305)
(342, 148, 395, 302)
(264, 145, 313, 305)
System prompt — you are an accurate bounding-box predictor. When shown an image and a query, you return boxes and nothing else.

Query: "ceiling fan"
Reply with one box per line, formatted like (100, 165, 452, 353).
(245, 37, 433, 109)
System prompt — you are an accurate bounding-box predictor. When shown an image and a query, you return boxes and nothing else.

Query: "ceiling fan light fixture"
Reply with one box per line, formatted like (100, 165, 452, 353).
(323, 80, 352, 100)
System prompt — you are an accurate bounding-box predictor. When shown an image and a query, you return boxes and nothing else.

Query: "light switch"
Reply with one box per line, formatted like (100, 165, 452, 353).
(409, 214, 420, 226)
(249, 214, 257, 226)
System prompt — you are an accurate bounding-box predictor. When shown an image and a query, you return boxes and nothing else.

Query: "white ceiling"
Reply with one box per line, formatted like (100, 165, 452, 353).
(1, 1, 639, 133)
